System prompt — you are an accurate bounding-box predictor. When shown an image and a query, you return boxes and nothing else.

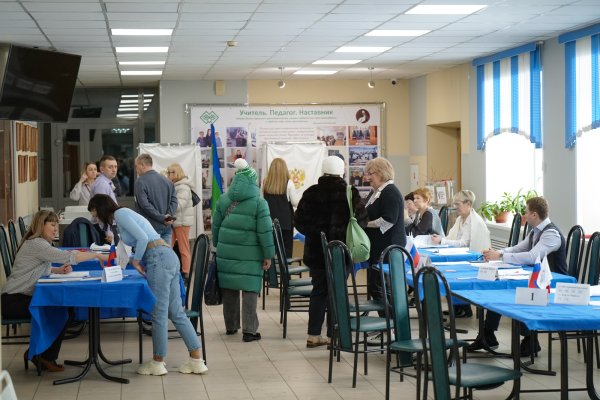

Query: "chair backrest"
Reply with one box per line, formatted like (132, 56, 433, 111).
(0, 225, 13, 278)
(379, 244, 414, 367)
(566, 225, 585, 281)
(508, 213, 521, 247)
(522, 221, 532, 240)
(18, 216, 27, 238)
(325, 240, 356, 351)
(7, 220, 18, 261)
(414, 267, 459, 400)
(273, 219, 292, 290)
(438, 206, 449, 235)
(582, 231, 600, 286)
(188, 233, 211, 312)
(0, 370, 17, 400)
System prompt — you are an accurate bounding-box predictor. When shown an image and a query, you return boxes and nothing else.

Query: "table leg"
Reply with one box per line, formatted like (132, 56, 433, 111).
(54, 308, 130, 385)
(586, 334, 600, 400)
(507, 319, 521, 399)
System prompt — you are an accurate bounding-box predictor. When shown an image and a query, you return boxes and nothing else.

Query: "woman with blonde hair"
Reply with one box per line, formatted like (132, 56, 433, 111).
(69, 162, 97, 205)
(1, 210, 108, 372)
(167, 163, 195, 278)
(263, 158, 300, 257)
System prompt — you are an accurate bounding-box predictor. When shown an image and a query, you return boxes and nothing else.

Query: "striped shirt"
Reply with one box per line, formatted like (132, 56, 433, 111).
(2, 238, 77, 296)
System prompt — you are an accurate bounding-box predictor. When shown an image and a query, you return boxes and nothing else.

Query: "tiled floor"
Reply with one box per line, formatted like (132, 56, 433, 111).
(2, 288, 599, 400)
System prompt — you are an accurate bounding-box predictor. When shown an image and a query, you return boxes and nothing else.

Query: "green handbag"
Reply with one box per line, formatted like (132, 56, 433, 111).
(345, 186, 371, 262)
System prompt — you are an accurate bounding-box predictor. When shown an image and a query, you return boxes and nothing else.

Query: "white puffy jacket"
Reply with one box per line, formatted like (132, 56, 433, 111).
(173, 177, 195, 227)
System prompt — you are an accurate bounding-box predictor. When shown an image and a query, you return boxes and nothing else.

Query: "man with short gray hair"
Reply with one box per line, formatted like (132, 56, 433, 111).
(134, 154, 178, 243)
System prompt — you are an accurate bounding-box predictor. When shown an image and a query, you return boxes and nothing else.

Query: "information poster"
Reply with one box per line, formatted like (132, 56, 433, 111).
(187, 104, 383, 231)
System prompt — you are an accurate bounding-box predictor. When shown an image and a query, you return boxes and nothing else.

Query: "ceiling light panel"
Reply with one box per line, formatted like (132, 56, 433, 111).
(105, 3, 179, 12)
(119, 61, 166, 65)
(111, 28, 173, 35)
(116, 47, 169, 53)
(120, 71, 163, 75)
(405, 5, 487, 15)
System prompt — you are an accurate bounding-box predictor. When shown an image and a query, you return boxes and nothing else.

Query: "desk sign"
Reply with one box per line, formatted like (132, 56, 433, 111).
(554, 283, 590, 305)
(102, 266, 123, 283)
(477, 265, 497, 281)
(516, 287, 548, 306)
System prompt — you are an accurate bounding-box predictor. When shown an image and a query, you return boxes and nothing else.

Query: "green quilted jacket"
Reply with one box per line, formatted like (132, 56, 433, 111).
(212, 173, 275, 293)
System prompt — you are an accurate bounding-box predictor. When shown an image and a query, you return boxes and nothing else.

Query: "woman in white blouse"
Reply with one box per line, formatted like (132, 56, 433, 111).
(69, 162, 97, 206)
(431, 190, 490, 251)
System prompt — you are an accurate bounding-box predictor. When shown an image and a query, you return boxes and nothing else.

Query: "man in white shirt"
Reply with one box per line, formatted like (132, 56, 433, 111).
(469, 197, 567, 357)
(90, 155, 119, 243)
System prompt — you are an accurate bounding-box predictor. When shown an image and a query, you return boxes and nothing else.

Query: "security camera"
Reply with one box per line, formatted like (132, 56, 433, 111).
(391, 79, 398, 85)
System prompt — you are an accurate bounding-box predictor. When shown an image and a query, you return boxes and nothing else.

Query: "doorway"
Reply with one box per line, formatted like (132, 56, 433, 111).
(426, 122, 461, 190)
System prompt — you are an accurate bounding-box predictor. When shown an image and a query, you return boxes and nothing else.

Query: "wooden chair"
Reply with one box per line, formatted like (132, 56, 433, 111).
(414, 267, 521, 400)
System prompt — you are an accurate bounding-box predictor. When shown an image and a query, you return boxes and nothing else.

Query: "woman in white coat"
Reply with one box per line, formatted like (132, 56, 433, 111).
(167, 163, 195, 278)
(431, 189, 490, 317)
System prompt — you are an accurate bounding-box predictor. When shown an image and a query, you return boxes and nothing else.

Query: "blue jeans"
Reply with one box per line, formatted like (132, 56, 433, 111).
(157, 225, 173, 244)
(143, 245, 200, 358)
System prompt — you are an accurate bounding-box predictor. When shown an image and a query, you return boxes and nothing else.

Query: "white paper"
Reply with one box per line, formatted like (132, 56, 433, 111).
(102, 266, 123, 283)
(413, 235, 432, 248)
(516, 287, 549, 306)
(116, 240, 132, 270)
(477, 265, 497, 281)
(90, 243, 111, 252)
(497, 268, 528, 276)
(471, 261, 520, 269)
(48, 271, 90, 279)
(436, 186, 447, 204)
(436, 247, 470, 255)
(554, 283, 590, 306)
(589, 285, 600, 297)
(589, 301, 600, 306)
(432, 261, 471, 266)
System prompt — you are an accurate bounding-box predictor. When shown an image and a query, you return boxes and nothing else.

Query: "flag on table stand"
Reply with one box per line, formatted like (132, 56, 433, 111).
(105, 244, 117, 267)
(528, 256, 552, 292)
(210, 123, 223, 215)
(405, 235, 421, 269)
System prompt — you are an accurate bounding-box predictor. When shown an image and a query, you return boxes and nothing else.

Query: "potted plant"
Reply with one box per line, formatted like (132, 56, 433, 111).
(512, 189, 538, 225)
(477, 192, 514, 223)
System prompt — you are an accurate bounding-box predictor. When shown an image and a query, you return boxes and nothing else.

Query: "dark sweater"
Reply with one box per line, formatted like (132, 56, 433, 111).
(365, 184, 406, 264)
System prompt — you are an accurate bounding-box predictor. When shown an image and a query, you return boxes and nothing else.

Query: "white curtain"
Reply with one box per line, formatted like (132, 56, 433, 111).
(138, 144, 203, 236)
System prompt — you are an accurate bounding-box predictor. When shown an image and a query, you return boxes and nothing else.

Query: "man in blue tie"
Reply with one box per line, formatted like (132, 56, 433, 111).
(468, 197, 567, 357)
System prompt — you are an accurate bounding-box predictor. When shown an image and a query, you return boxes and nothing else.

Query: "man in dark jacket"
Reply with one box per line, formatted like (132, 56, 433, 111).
(294, 156, 368, 348)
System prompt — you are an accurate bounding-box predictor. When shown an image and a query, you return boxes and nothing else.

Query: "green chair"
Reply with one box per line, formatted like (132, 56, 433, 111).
(508, 213, 521, 246)
(438, 206, 449, 235)
(325, 240, 387, 388)
(0, 225, 12, 278)
(7, 220, 18, 262)
(414, 267, 521, 400)
(18, 217, 27, 238)
(273, 219, 311, 338)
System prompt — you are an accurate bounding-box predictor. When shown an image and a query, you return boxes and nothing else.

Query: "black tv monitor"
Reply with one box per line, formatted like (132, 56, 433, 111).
(0, 44, 81, 122)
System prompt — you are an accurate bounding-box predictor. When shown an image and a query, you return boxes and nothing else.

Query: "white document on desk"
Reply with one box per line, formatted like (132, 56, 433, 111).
(589, 285, 600, 297)
(436, 247, 470, 255)
(413, 235, 433, 248)
(90, 243, 111, 252)
(48, 271, 90, 279)
(471, 261, 520, 269)
(497, 268, 529, 280)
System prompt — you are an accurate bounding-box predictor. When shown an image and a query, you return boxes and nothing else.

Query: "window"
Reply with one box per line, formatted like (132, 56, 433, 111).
(485, 132, 543, 201)
(474, 43, 543, 203)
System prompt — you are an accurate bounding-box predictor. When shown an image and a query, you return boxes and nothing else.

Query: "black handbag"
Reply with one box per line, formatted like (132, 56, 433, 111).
(191, 189, 200, 207)
(204, 254, 222, 305)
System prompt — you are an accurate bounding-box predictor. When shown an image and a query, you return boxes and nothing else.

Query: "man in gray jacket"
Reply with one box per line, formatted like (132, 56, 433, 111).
(134, 154, 178, 243)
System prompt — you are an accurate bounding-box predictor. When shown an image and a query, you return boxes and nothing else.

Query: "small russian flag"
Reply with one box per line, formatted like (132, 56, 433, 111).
(105, 244, 117, 267)
(528, 257, 551, 293)
(405, 235, 421, 269)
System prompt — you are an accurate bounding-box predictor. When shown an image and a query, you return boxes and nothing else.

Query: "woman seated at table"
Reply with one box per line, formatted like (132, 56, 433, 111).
(88, 194, 207, 376)
(431, 190, 490, 317)
(405, 187, 445, 237)
(1, 210, 109, 372)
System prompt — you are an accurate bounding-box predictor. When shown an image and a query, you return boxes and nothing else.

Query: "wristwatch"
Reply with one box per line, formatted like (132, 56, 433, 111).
(498, 250, 503, 261)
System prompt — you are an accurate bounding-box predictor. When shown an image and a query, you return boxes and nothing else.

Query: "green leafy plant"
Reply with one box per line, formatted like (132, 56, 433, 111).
(512, 189, 538, 215)
(477, 192, 515, 221)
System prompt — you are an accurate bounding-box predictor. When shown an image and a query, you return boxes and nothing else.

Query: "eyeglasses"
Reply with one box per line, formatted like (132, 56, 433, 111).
(167, 171, 175, 174)
(365, 171, 374, 176)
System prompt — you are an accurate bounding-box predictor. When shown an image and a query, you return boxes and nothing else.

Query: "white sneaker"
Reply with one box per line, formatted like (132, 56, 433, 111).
(137, 360, 168, 376)
(178, 358, 208, 374)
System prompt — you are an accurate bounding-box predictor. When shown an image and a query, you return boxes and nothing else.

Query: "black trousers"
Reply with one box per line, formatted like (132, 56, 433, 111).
(282, 228, 294, 259)
(1, 293, 71, 361)
(485, 310, 530, 336)
(367, 264, 389, 317)
(307, 268, 330, 336)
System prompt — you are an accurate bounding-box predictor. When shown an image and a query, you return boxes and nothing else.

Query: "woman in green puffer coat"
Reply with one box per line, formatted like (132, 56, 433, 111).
(212, 158, 274, 342)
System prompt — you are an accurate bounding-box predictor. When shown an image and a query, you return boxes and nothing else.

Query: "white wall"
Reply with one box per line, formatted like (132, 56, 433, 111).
(159, 80, 248, 144)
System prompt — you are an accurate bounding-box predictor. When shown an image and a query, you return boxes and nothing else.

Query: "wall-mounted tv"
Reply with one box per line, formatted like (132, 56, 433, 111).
(0, 44, 81, 122)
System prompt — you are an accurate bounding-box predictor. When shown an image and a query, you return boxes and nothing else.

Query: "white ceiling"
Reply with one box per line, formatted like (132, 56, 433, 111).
(1, 0, 599, 87)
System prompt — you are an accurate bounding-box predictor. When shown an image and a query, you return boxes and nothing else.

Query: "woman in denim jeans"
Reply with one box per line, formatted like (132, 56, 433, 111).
(88, 194, 207, 376)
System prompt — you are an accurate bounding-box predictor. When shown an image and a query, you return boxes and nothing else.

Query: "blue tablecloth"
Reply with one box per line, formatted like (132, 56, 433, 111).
(406, 262, 576, 295)
(453, 289, 600, 331)
(29, 270, 156, 358)
(418, 248, 482, 263)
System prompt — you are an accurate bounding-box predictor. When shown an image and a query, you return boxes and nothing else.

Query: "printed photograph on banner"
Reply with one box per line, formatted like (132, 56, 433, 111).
(316, 126, 347, 146)
(200, 148, 224, 168)
(349, 126, 378, 146)
(201, 170, 209, 189)
(202, 208, 212, 231)
(227, 148, 246, 167)
(357, 187, 371, 199)
(349, 146, 378, 166)
(226, 127, 248, 147)
(201, 190, 211, 209)
(327, 147, 349, 163)
(350, 167, 370, 187)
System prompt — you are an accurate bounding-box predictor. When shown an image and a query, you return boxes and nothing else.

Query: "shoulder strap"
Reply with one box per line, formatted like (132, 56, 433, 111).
(346, 186, 354, 218)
